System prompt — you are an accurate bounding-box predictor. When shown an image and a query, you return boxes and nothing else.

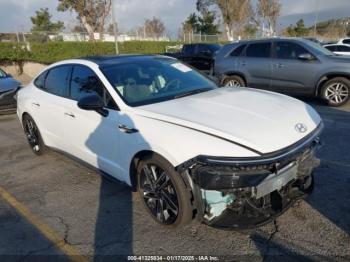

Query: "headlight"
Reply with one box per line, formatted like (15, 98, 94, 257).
(192, 166, 271, 190)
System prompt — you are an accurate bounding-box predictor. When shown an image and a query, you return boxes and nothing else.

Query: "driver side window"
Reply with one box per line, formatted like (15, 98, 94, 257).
(70, 65, 118, 110)
(275, 42, 309, 60)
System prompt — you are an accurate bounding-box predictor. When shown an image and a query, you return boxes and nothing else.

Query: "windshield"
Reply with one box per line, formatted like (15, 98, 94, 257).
(101, 58, 217, 107)
(0, 69, 7, 78)
(305, 40, 335, 56)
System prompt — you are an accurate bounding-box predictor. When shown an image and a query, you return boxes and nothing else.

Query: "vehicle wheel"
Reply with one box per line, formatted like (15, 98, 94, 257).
(23, 114, 46, 155)
(223, 75, 245, 87)
(321, 77, 350, 107)
(137, 154, 193, 228)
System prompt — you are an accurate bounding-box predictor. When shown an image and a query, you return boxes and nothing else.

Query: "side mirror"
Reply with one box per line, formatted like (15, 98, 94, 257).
(6, 73, 13, 78)
(78, 94, 109, 117)
(298, 53, 315, 61)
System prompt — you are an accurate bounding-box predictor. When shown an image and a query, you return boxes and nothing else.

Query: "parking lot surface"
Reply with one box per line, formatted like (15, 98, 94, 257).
(0, 100, 349, 261)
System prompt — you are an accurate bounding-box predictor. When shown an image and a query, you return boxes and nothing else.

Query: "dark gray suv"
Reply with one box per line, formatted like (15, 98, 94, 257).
(214, 38, 350, 106)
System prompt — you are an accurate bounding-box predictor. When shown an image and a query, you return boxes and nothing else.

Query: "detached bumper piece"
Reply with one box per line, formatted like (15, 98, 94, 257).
(187, 125, 323, 229)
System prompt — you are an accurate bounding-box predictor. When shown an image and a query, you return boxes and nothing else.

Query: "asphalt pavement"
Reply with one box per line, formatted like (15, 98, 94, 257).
(0, 99, 349, 261)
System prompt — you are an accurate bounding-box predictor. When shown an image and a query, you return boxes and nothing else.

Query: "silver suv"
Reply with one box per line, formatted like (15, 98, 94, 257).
(214, 38, 350, 107)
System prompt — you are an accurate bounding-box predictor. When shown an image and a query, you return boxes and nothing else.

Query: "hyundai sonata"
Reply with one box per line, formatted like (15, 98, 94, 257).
(17, 55, 323, 229)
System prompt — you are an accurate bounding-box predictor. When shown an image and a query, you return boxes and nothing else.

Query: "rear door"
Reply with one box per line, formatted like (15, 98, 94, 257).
(31, 65, 71, 148)
(270, 41, 320, 94)
(240, 42, 272, 89)
(62, 65, 124, 180)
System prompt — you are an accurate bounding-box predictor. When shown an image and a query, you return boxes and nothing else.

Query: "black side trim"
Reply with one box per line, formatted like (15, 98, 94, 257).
(142, 116, 262, 156)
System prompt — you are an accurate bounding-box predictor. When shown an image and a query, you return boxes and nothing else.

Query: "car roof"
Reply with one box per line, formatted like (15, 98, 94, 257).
(80, 54, 175, 67)
(235, 37, 312, 44)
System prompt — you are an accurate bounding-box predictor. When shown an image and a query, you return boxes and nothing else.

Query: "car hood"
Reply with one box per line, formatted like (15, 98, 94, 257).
(134, 88, 322, 154)
(0, 77, 21, 93)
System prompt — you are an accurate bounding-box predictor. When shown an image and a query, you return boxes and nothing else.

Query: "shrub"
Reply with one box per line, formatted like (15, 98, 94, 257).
(0, 41, 182, 64)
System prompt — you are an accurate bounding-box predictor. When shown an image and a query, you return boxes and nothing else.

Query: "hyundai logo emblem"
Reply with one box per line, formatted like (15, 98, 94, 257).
(295, 123, 308, 133)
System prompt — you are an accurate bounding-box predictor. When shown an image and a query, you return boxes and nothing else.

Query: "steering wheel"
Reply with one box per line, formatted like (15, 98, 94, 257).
(164, 79, 181, 92)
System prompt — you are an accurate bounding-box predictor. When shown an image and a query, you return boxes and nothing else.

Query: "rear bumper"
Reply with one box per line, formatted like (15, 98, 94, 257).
(185, 124, 323, 229)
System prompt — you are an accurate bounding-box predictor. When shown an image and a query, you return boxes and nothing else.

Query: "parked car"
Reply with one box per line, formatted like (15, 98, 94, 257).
(0, 68, 21, 112)
(164, 43, 221, 74)
(215, 38, 350, 106)
(324, 44, 350, 56)
(337, 38, 350, 45)
(17, 55, 323, 229)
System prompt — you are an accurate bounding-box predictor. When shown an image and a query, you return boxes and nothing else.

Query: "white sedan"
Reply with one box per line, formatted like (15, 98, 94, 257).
(324, 44, 350, 56)
(17, 55, 323, 229)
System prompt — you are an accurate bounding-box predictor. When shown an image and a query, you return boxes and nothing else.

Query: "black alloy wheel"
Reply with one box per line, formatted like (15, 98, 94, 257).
(137, 154, 193, 228)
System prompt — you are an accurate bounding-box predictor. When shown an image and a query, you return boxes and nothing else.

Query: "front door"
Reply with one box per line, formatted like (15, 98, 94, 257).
(270, 41, 320, 94)
(63, 65, 124, 181)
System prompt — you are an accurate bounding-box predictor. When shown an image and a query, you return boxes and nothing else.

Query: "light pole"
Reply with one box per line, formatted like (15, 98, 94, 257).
(313, 0, 319, 38)
(111, 0, 119, 55)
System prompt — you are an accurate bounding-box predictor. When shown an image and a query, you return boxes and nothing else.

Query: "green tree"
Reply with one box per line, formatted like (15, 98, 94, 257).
(196, 0, 253, 40)
(30, 8, 64, 42)
(182, 13, 200, 34)
(286, 19, 309, 37)
(31, 8, 64, 33)
(197, 10, 220, 34)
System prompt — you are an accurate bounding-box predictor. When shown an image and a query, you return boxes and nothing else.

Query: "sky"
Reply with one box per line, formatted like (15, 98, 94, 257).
(0, 0, 349, 38)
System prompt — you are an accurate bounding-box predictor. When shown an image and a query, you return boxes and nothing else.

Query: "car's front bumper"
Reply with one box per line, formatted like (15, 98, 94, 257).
(180, 124, 323, 229)
(0, 88, 18, 107)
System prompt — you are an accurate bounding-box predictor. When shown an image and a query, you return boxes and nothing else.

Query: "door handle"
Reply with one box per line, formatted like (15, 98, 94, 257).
(276, 63, 284, 68)
(32, 102, 40, 107)
(118, 124, 138, 134)
(64, 112, 75, 118)
(240, 61, 246, 66)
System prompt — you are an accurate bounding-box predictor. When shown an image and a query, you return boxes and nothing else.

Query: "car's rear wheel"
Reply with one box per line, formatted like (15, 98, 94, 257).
(223, 75, 245, 87)
(321, 77, 350, 107)
(23, 114, 46, 155)
(137, 154, 192, 228)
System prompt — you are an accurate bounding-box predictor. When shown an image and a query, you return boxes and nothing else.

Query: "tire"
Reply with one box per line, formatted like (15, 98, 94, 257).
(22, 114, 46, 155)
(223, 75, 245, 87)
(137, 153, 193, 228)
(321, 77, 350, 107)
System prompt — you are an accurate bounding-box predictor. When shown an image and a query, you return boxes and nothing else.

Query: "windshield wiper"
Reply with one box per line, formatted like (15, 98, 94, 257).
(175, 88, 212, 99)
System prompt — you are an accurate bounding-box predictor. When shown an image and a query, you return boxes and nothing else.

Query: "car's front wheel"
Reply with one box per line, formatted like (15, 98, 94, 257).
(321, 77, 350, 107)
(137, 154, 193, 228)
(223, 75, 245, 87)
(23, 114, 46, 155)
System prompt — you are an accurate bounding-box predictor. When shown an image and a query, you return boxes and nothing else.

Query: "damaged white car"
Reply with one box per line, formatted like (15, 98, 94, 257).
(17, 55, 323, 229)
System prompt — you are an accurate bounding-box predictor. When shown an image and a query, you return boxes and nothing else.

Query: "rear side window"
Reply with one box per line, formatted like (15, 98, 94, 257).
(343, 39, 350, 44)
(231, 44, 246, 57)
(44, 66, 71, 97)
(70, 65, 117, 110)
(246, 43, 271, 58)
(34, 71, 47, 89)
(275, 42, 309, 59)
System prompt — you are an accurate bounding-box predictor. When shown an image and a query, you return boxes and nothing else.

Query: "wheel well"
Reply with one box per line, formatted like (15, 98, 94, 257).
(22, 112, 30, 122)
(316, 74, 350, 96)
(222, 72, 247, 86)
(129, 150, 154, 191)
